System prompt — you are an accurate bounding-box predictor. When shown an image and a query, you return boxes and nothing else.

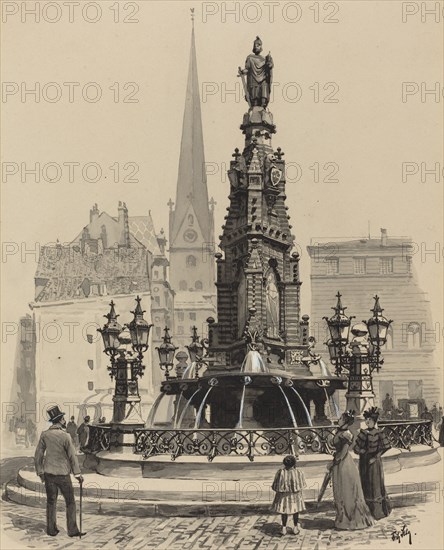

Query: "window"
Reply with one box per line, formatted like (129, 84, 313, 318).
(385, 325, 394, 350)
(406, 322, 421, 349)
(190, 312, 196, 321)
(155, 327, 161, 338)
(88, 360, 94, 370)
(188, 214, 194, 225)
(353, 258, 366, 275)
(186, 255, 196, 267)
(179, 280, 187, 290)
(195, 280, 203, 290)
(379, 257, 393, 274)
(154, 270, 159, 279)
(154, 296, 160, 306)
(178, 311, 184, 322)
(177, 326, 184, 335)
(326, 258, 339, 275)
(408, 380, 423, 400)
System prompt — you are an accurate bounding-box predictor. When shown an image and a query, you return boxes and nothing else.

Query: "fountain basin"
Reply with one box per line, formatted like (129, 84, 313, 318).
(157, 372, 346, 429)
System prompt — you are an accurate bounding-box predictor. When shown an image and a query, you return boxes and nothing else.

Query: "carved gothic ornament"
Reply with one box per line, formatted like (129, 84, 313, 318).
(243, 308, 264, 351)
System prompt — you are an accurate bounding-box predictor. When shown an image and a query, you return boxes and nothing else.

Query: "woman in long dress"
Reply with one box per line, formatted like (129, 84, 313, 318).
(328, 410, 375, 530)
(353, 407, 392, 519)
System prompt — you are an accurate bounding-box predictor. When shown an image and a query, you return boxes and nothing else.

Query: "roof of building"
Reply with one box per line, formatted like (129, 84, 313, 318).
(71, 211, 142, 248)
(128, 213, 162, 256)
(34, 245, 149, 302)
(307, 234, 413, 251)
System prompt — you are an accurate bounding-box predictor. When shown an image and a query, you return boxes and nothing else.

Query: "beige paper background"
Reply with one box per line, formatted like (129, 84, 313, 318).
(1, 1, 443, 547)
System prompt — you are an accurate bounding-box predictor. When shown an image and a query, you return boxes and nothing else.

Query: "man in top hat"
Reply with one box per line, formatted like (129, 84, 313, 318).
(34, 405, 85, 537)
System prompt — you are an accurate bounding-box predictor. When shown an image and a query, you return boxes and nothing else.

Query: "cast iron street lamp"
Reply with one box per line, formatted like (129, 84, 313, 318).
(324, 292, 392, 431)
(156, 327, 178, 380)
(98, 297, 152, 429)
(186, 326, 211, 379)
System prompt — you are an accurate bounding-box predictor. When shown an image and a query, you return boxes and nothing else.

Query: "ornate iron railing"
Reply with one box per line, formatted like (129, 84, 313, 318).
(133, 427, 337, 461)
(86, 425, 112, 454)
(379, 420, 433, 451)
(85, 420, 433, 460)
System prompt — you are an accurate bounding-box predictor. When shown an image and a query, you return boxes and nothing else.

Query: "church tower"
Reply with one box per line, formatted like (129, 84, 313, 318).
(168, 16, 216, 348)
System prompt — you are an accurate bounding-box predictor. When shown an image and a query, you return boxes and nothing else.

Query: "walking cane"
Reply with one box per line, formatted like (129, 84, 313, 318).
(79, 478, 83, 539)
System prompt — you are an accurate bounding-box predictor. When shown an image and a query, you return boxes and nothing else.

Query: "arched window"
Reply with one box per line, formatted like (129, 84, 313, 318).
(179, 280, 188, 291)
(385, 325, 394, 350)
(195, 280, 203, 290)
(186, 255, 196, 267)
(266, 270, 280, 338)
(407, 322, 421, 349)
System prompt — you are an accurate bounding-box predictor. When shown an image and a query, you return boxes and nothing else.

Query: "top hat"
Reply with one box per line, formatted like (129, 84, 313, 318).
(47, 405, 65, 423)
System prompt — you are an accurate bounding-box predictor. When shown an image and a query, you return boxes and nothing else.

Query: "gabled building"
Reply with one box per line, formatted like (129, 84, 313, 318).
(13, 203, 173, 432)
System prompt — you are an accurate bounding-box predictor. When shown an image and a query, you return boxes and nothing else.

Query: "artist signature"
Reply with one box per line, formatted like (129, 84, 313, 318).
(391, 524, 413, 544)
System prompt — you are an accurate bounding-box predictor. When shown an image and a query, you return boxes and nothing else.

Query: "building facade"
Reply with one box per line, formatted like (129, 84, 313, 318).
(10, 203, 175, 433)
(307, 229, 440, 411)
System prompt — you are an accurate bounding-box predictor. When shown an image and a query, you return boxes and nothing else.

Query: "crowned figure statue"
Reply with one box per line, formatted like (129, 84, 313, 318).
(238, 36, 274, 109)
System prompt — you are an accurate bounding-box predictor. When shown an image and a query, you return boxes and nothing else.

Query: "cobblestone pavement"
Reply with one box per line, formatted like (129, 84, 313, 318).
(2, 494, 442, 549)
(1, 456, 442, 549)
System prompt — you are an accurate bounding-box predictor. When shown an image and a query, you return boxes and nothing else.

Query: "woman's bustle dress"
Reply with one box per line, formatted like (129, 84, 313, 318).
(353, 427, 392, 519)
(271, 467, 306, 514)
(331, 429, 375, 530)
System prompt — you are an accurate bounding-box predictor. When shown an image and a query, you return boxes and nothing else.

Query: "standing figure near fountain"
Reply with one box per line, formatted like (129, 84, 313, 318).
(271, 455, 306, 536)
(353, 407, 392, 519)
(327, 410, 375, 530)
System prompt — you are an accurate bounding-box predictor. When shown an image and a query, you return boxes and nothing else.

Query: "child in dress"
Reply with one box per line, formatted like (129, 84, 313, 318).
(271, 455, 306, 536)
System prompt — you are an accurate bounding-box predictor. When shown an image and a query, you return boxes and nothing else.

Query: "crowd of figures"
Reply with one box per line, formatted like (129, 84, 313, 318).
(271, 407, 392, 535)
(30, 401, 442, 539)
(65, 415, 106, 452)
(380, 393, 443, 429)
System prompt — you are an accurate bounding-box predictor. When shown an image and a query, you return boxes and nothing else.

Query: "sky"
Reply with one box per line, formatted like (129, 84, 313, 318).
(1, 1, 443, 401)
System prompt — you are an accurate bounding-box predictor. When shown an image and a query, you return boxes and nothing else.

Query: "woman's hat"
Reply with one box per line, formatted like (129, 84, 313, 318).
(363, 406, 380, 421)
(47, 405, 65, 423)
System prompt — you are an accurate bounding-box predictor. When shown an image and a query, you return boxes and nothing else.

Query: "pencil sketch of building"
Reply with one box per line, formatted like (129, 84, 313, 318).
(307, 229, 440, 412)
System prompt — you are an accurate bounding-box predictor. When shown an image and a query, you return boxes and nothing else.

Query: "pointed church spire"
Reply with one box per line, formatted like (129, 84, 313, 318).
(170, 16, 211, 245)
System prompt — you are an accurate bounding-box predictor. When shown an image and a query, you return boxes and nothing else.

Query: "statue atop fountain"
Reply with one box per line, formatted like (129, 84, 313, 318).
(238, 36, 274, 109)
(148, 38, 347, 431)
